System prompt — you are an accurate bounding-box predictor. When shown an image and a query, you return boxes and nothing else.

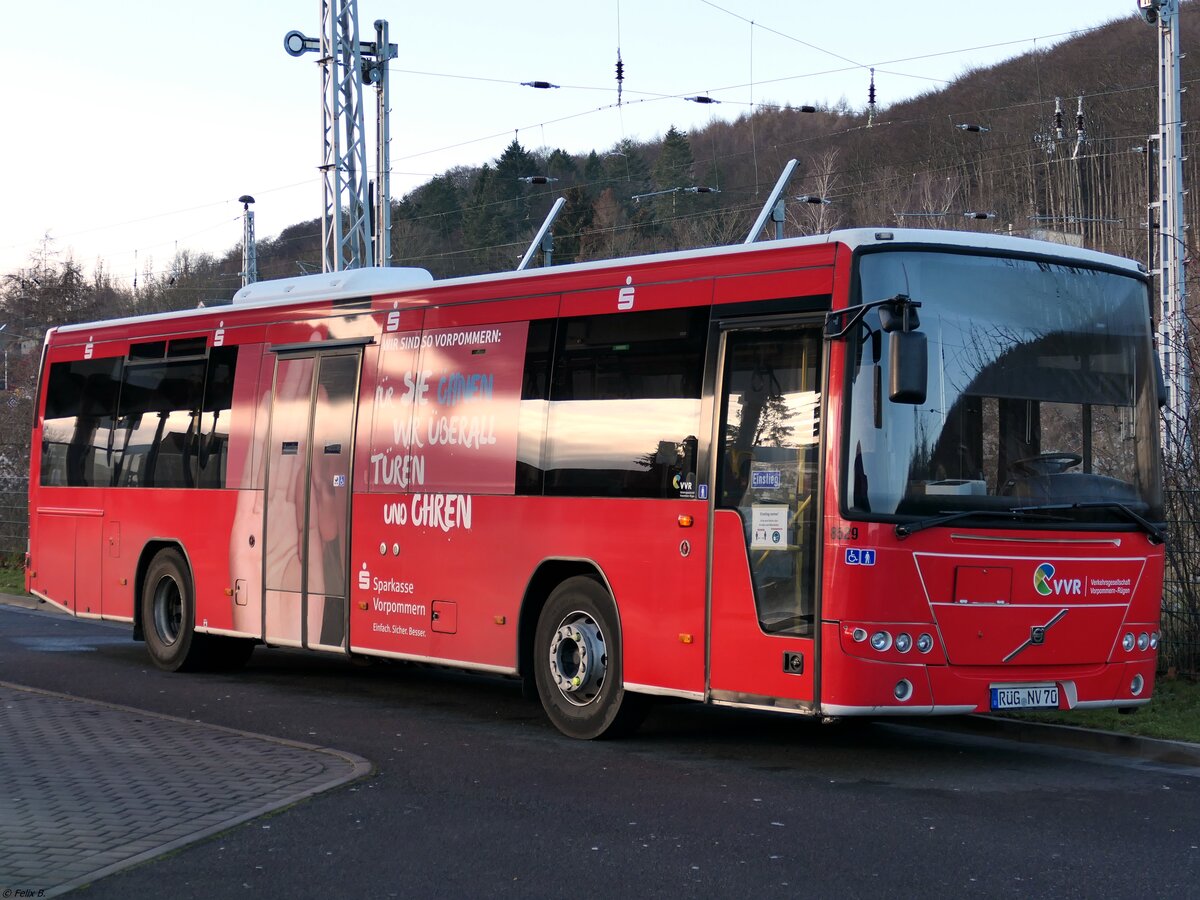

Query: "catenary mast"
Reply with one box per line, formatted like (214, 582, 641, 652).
(1141, 0, 1189, 451)
(286, 1, 395, 272)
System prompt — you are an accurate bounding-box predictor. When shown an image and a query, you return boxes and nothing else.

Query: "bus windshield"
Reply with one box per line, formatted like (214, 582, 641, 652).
(844, 249, 1163, 525)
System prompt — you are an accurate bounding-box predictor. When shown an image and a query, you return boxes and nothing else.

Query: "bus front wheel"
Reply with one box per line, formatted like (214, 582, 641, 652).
(534, 576, 646, 740)
(141, 548, 205, 672)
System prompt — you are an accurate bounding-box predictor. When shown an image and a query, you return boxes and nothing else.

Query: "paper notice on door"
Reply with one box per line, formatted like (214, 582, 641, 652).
(750, 504, 790, 550)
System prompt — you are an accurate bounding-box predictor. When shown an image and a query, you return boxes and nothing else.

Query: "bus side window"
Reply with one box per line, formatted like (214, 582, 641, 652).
(115, 359, 206, 488)
(196, 346, 238, 489)
(543, 307, 707, 499)
(41, 357, 124, 487)
(515, 318, 557, 496)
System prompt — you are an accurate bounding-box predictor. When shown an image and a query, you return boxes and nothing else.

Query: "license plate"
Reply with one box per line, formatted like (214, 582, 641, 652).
(990, 684, 1059, 711)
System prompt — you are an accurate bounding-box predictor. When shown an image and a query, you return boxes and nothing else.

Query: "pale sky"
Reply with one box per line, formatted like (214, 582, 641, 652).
(1, 1, 1145, 286)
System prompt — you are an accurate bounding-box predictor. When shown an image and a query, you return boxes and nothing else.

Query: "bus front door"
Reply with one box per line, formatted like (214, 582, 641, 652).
(262, 350, 361, 651)
(708, 324, 822, 709)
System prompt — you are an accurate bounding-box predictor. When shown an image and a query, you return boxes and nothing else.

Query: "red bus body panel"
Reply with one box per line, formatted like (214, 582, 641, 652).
(348, 495, 708, 691)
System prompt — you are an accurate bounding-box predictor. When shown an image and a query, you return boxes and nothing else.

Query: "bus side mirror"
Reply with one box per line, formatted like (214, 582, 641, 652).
(1155, 354, 1168, 408)
(889, 330, 927, 404)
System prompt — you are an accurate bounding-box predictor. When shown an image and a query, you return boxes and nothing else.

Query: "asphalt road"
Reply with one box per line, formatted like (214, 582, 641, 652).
(3, 602, 1199, 899)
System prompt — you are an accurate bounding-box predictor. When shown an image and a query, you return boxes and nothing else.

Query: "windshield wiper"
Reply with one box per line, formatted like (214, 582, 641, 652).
(1010, 502, 1167, 544)
(894, 507, 1073, 539)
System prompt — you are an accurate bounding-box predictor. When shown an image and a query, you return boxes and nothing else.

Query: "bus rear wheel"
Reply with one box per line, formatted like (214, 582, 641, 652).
(141, 548, 206, 672)
(534, 576, 646, 740)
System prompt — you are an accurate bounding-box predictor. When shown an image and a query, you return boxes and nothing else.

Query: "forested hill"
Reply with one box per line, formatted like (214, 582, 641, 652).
(333, 6, 1200, 280)
(5, 5, 1200, 336)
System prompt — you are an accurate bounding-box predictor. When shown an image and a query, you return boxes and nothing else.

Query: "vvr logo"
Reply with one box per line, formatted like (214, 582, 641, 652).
(1034, 562, 1082, 596)
(671, 473, 693, 492)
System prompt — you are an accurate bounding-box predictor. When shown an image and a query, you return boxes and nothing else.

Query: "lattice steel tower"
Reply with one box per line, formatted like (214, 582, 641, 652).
(287, 1, 395, 272)
(239, 195, 258, 286)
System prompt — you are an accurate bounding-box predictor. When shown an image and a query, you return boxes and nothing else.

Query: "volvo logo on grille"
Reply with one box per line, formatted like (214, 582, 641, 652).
(1003, 609, 1068, 662)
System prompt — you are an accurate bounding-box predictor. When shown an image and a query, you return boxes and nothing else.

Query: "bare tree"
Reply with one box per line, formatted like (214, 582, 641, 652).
(790, 149, 843, 235)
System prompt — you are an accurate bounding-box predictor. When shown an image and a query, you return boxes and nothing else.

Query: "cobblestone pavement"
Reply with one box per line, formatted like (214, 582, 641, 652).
(0, 682, 370, 897)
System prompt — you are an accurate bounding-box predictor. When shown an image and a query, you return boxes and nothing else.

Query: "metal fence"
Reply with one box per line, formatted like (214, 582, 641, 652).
(1162, 489, 1200, 678)
(0, 442, 29, 562)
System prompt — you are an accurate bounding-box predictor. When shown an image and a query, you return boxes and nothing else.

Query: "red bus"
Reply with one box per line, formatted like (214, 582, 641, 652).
(26, 228, 1165, 738)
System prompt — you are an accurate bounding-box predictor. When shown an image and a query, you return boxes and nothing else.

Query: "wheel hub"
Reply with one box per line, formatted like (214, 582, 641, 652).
(548, 613, 607, 706)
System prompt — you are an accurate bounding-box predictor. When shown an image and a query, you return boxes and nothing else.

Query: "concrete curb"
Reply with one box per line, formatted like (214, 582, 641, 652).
(0, 591, 50, 612)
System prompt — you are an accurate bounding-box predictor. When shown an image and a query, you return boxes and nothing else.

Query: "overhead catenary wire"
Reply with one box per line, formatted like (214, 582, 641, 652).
(152, 91, 1190, 277)
(141, 104, 1180, 269)
(8, 19, 1136, 259)
(5, 15, 1167, 288)
(383, 19, 1131, 168)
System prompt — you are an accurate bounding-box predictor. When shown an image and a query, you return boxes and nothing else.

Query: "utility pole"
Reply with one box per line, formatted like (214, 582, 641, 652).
(364, 19, 397, 268)
(1072, 96, 1093, 243)
(239, 195, 258, 286)
(1140, 0, 1189, 452)
(285, 2, 395, 272)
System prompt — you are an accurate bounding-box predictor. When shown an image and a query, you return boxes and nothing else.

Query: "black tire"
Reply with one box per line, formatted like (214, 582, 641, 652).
(141, 548, 206, 672)
(534, 576, 647, 740)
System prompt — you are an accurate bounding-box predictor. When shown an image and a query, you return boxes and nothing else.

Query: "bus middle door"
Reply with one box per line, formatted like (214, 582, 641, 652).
(262, 348, 361, 651)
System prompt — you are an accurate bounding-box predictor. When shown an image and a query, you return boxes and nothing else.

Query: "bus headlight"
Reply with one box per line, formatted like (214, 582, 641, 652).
(870, 631, 893, 652)
(1137, 632, 1150, 651)
(1122, 632, 1135, 652)
(894, 633, 912, 653)
(916, 633, 934, 654)
(1150, 632, 1160, 649)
